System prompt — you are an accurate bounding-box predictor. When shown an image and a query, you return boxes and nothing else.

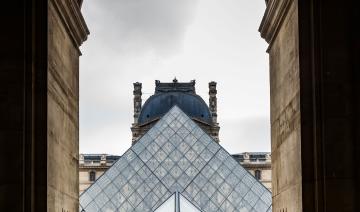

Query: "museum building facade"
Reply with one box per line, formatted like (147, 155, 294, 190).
(79, 80, 272, 211)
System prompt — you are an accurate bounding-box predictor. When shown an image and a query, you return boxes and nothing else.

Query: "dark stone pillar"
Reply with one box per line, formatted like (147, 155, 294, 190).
(0, 1, 88, 211)
(260, 0, 360, 211)
(298, 0, 360, 211)
(0, 1, 48, 211)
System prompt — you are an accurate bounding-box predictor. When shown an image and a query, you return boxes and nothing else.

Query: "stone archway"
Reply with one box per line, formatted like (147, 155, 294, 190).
(1, 0, 359, 212)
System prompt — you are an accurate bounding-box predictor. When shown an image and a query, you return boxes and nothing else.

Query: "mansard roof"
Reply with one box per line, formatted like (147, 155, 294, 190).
(79, 106, 272, 212)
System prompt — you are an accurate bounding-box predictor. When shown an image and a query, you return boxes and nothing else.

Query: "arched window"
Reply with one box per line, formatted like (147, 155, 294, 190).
(89, 171, 96, 182)
(255, 170, 261, 180)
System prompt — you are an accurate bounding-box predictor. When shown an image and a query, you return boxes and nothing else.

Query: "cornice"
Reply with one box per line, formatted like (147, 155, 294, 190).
(241, 163, 271, 169)
(79, 165, 110, 169)
(258, 0, 293, 51)
(50, 0, 89, 51)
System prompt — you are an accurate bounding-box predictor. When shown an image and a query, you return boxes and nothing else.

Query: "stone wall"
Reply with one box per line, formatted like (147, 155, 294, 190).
(268, 3, 302, 212)
(47, 0, 88, 211)
(260, 0, 302, 211)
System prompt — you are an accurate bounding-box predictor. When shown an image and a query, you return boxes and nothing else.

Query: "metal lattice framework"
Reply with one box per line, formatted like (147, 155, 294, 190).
(80, 106, 272, 212)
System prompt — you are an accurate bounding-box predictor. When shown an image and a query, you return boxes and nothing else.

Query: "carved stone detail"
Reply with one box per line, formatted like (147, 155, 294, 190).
(133, 82, 142, 123)
(209, 81, 218, 124)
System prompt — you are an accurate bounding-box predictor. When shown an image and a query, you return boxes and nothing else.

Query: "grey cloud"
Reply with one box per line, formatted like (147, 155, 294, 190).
(82, 0, 198, 57)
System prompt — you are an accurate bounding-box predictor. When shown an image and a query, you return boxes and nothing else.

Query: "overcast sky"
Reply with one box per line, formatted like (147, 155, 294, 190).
(79, 0, 270, 155)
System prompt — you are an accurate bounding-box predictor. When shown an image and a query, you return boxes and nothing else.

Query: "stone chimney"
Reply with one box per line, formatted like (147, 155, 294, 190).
(100, 154, 107, 166)
(243, 152, 250, 163)
(133, 82, 142, 124)
(79, 154, 84, 165)
(266, 153, 271, 162)
(209, 81, 218, 124)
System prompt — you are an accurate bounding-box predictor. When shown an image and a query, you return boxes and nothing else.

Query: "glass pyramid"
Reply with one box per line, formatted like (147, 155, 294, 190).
(79, 106, 272, 212)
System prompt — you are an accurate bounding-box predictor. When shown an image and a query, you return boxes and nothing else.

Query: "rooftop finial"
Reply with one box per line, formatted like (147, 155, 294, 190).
(173, 77, 178, 83)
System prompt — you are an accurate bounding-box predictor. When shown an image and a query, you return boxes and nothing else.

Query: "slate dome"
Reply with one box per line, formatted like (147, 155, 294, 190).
(138, 92, 213, 125)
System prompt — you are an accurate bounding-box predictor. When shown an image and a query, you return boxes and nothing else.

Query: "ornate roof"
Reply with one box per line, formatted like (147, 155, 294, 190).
(154, 79, 196, 94)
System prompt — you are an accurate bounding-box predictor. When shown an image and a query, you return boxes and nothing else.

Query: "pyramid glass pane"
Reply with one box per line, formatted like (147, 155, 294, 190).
(80, 106, 272, 212)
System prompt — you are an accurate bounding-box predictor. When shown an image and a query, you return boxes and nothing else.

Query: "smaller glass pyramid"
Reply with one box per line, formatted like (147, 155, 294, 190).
(153, 193, 176, 212)
(80, 106, 272, 212)
(179, 192, 203, 212)
(154, 192, 202, 212)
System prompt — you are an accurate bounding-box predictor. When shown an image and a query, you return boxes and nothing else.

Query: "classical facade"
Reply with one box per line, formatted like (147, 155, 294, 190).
(232, 152, 272, 191)
(79, 154, 121, 193)
(80, 152, 271, 194)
